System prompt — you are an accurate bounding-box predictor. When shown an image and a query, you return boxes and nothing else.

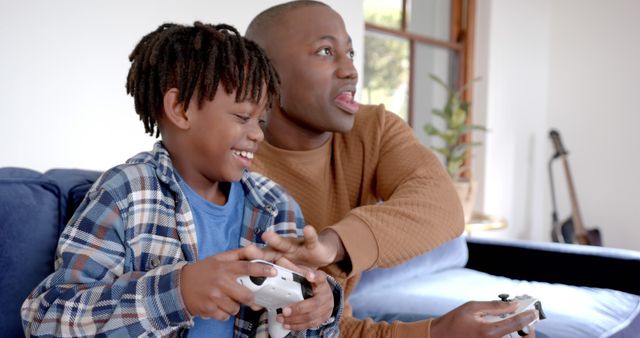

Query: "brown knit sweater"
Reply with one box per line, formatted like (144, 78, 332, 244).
(251, 104, 464, 337)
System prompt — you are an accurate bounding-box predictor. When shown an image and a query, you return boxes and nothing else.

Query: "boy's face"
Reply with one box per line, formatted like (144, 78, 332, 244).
(265, 5, 359, 134)
(182, 86, 265, 184)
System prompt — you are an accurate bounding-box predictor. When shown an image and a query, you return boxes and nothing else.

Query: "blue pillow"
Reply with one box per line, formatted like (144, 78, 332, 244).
(355, 235, 469, 294)
(0, 168, 62, 336)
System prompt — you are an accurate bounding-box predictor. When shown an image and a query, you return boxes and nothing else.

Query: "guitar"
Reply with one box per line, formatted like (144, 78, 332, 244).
(549, 129, 602, 246)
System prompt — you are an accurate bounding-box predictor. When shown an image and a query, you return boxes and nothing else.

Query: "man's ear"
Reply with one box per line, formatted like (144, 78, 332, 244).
(163, 88, 190, 130)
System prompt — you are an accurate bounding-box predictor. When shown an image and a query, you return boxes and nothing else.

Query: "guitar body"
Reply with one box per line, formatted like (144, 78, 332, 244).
(559, 218, 603, 246)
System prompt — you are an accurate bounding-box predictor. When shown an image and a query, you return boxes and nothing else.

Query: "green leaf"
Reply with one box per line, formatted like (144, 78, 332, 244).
(451, 108, 467, 128)
(470, 124, 489, 131)
(429, 74, 453, 95)
(431, 108, 447, 119)
(453, 76, 482, 98)
(447, 159, 464, 177)
(423, 124, 441, 136)
(434, 147, 449, 158)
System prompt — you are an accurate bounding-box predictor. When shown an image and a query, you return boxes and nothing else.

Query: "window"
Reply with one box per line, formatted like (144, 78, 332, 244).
(363, 0, 476, 142)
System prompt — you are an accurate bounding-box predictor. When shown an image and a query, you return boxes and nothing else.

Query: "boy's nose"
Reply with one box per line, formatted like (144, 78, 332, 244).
(247, 120, 264, 143)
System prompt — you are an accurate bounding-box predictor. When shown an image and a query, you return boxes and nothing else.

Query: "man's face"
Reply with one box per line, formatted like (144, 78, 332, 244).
(265, 5, 359, 134)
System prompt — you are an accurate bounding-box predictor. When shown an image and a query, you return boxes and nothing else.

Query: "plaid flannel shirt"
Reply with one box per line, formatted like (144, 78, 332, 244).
(21, 142, 342, 338)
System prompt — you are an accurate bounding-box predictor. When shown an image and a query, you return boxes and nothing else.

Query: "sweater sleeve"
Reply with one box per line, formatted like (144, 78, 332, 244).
(21, 188, 192, 337)
(331, 108, 465, 275)
(340, 314, 433, 338)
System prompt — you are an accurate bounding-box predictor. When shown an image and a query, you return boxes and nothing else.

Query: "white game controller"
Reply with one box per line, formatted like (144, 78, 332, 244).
(483, 294, 546, 337)
(237, 260, 314, 338)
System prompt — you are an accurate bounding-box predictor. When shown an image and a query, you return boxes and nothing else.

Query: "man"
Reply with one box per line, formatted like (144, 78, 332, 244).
(246, 1, 538, 337)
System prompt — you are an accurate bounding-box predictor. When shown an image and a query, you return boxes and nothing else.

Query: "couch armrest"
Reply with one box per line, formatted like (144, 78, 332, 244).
(465, 236, 640, 296)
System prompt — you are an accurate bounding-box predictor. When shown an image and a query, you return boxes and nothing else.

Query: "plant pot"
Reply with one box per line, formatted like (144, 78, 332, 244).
(453, 178, 478, 224)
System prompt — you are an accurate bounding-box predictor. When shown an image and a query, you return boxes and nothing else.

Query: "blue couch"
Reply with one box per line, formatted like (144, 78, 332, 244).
(2, 167, 639, 337)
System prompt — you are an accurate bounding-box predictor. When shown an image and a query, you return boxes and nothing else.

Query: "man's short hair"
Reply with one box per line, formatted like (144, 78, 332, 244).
(246, 0, 330, 43)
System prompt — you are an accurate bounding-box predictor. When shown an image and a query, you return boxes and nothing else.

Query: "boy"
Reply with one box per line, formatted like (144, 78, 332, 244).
(21, 22, 341, 337)
(246, 2, 537, 337)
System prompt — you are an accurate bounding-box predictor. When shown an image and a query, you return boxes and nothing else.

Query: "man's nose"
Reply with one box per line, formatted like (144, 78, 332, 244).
(336, 56, 358, 80)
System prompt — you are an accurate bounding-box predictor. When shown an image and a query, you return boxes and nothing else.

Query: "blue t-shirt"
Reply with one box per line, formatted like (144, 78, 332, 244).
(177, 176, 244, 338)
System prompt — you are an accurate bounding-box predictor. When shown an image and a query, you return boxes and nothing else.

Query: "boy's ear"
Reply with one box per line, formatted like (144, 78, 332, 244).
(163, 88, 190, 130)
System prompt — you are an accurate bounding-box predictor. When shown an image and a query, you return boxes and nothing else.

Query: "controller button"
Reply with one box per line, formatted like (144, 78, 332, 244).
(250, 276, 267, 285)
(498, 293, 510, 302)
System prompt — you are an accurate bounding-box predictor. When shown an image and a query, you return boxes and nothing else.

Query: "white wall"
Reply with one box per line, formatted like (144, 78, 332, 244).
(474, 0, 640, 251)
(0, 0, 363, 172)
(475, 0, 551, 243)
(546, 0, 640, 251)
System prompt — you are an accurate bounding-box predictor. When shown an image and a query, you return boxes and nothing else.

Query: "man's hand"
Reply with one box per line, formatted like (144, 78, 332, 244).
(275, 258, 335, 331)
(180, 245, 277, 320)
(430, 300, 538, 338)
(261, 225, 345, 269)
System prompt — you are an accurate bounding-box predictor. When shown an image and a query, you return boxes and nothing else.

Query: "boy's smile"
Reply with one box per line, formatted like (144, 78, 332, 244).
(232, 148, 256, 167)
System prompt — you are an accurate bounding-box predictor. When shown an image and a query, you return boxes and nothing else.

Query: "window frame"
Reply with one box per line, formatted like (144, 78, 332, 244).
(364, 0, 476, 127)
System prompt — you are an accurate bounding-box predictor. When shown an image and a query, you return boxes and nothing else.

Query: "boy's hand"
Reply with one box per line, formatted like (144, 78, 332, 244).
(180, 245, 277, 320)
(261, 225, 344, 269)
(275, 258, 335, 331)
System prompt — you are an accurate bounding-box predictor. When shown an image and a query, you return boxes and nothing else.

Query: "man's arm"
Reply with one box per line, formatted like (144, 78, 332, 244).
(262, 110, 464, 276)
(329, 109, 465, 275)
(339, 300, 539, 338)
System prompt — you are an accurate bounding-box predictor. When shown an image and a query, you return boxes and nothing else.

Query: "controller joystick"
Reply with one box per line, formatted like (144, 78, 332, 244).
(237, 260, 314, 338)
(498, 293, 510, 302)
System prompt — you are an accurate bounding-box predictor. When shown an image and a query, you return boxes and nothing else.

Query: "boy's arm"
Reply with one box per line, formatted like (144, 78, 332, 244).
(21, 188, 192, 337)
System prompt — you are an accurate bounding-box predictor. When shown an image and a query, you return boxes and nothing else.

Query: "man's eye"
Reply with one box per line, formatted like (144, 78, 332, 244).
(317, 47, 332, 56)
(347, 50, 355, 60)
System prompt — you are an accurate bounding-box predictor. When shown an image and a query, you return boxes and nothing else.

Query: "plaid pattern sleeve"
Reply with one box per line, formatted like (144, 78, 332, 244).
(21, 166, 193, 337)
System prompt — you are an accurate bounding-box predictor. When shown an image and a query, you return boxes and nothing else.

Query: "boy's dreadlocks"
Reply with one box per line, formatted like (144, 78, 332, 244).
(126, 22, 279, 137)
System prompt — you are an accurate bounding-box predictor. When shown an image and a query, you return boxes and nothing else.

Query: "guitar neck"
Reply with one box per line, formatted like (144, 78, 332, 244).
(560, 156, 588, 239)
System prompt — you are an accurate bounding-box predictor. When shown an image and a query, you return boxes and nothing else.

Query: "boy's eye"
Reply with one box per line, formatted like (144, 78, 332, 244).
(317, 47, 333, 56)
(347, 50, 355, 60)
(234, 114, 250, 123)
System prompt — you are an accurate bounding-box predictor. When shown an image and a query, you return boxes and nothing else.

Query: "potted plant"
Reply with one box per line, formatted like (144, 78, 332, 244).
(423, 74, 487, 223)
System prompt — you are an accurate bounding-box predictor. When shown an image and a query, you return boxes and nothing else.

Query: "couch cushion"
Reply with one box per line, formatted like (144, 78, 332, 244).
(45, 168, 101, 224)
(0, 168, 62, 335)
(351, 267, 640, 338)
(354, 235, 469, 295)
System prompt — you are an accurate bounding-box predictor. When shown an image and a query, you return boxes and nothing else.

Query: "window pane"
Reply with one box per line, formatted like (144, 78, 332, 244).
(363, 0, 404, 30)
(412, 43, 457, 147)
(363, 31, 410, 121)
(407, 0, 451, 41)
